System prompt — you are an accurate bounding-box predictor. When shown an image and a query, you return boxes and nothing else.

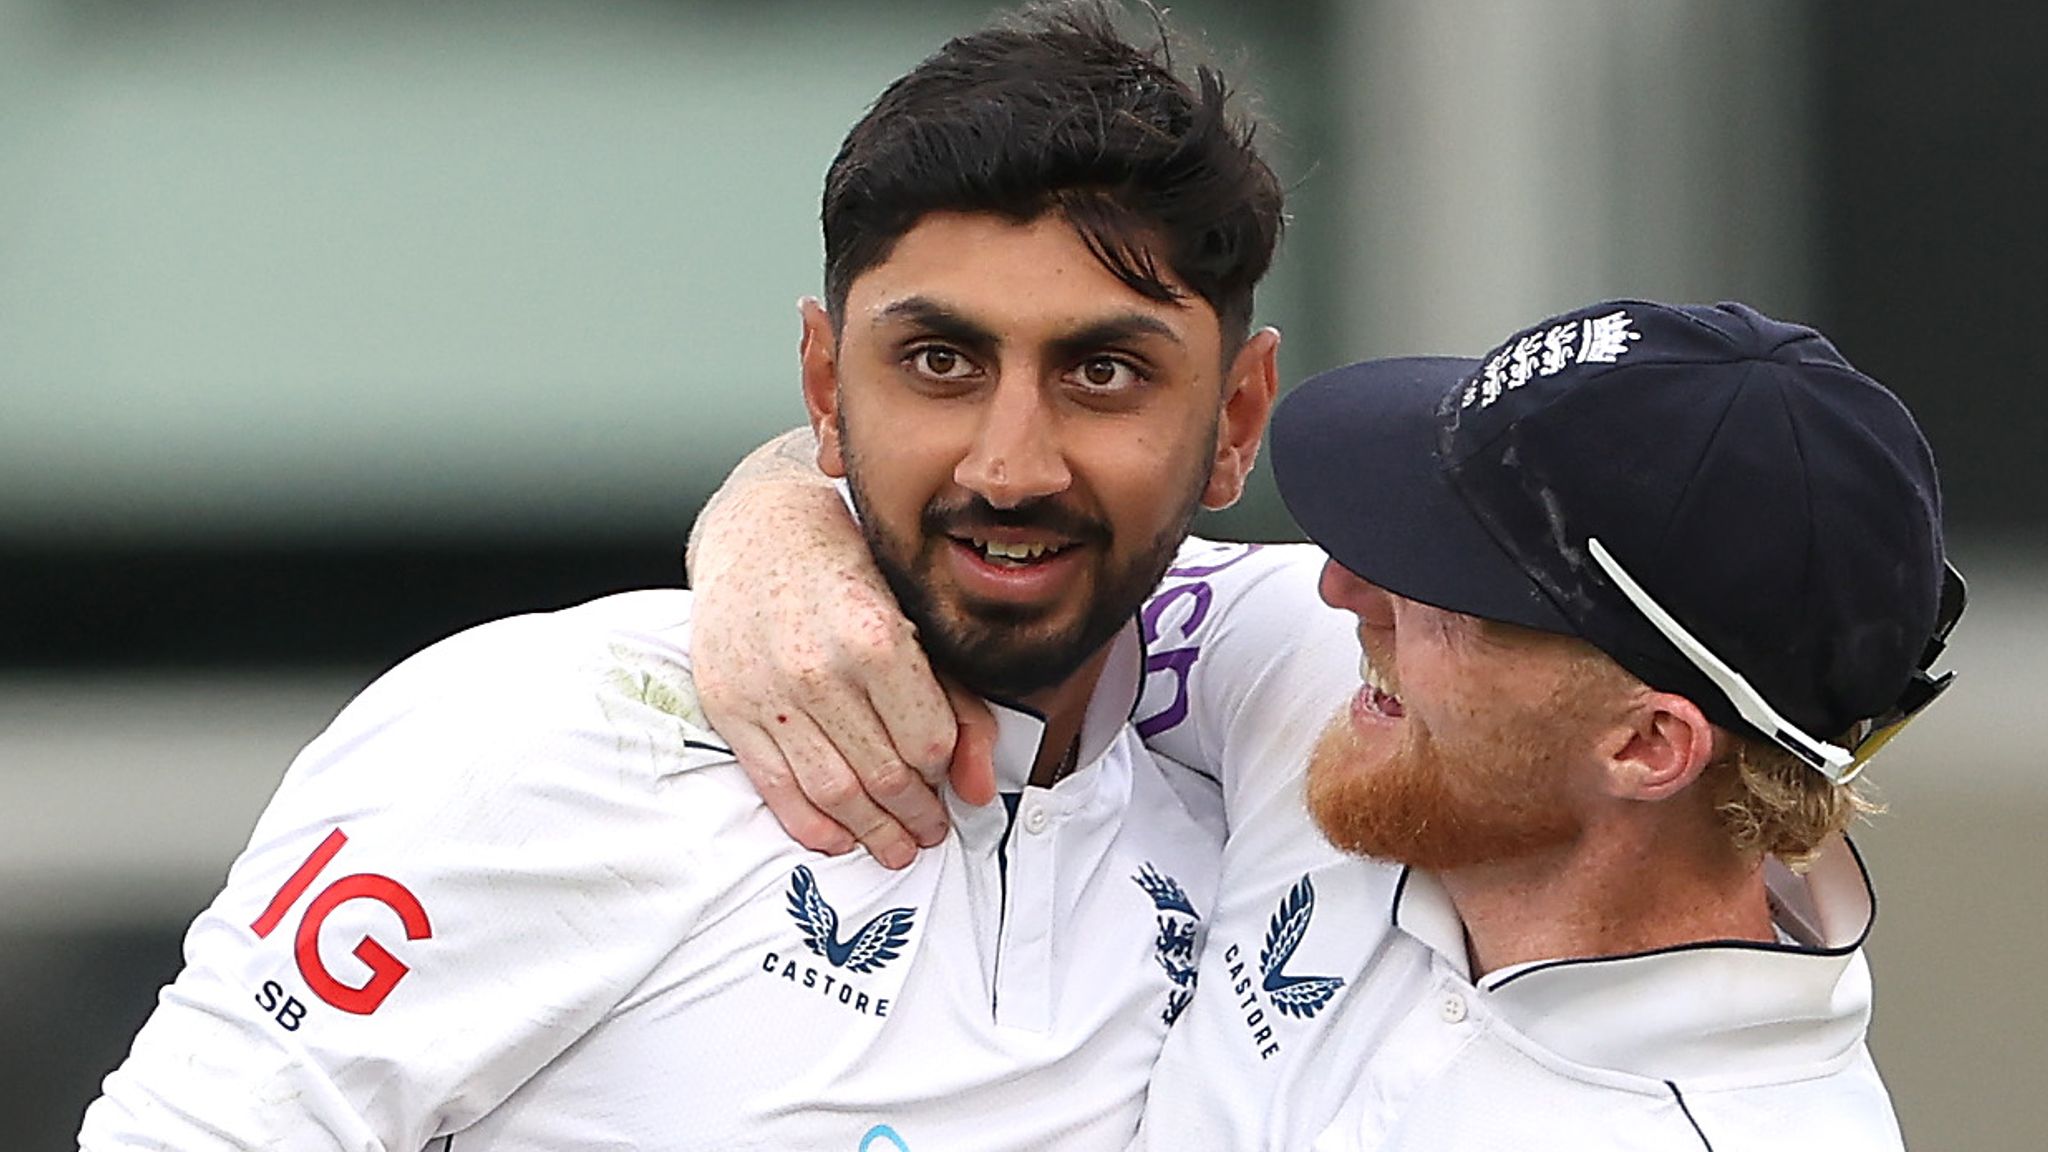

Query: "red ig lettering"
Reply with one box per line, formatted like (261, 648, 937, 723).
(250, 828, 433, 1015)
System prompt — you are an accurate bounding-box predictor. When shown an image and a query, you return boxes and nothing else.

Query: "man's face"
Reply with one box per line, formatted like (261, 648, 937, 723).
(802, 211, 1274, 702)
(1305, 561, 1620, 870)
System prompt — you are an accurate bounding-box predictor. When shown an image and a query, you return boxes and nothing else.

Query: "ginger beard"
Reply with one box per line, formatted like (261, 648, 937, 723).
(1305, 640, 1609, 871)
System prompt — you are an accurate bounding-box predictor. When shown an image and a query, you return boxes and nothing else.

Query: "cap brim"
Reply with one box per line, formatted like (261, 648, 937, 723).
(1271, 357, 1572, 634)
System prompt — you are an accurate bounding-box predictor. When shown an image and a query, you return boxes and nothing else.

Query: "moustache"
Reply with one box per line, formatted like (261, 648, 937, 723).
(923, 496, 1111, 547)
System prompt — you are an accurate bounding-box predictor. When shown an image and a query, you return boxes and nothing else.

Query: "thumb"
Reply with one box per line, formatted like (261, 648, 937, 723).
(941, 677, 999, 807)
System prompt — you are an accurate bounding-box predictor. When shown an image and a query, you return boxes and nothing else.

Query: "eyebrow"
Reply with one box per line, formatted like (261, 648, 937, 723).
(874, 296, 1188, 359)
(875, 297, 1000, 355)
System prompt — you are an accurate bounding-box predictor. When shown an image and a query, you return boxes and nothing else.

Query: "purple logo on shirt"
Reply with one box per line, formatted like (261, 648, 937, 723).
(1135, 543, 1263, 739)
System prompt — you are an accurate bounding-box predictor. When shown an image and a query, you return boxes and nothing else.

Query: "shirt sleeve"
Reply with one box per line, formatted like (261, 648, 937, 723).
(1133, 538, 1363, 817)
(78, 612, 723, 1151)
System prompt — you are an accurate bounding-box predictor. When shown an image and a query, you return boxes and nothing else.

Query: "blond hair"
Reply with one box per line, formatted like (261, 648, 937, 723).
(1702, 734, 1879, 868)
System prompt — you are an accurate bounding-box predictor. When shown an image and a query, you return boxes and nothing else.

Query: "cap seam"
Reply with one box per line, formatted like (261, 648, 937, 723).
(1650, 366, 1752, 564)
(1636, 361, 1790, 746)
(1769, 372, 1821, 703)
(1671, 302, 1750, 354)
(1761, 373, 1826, 729)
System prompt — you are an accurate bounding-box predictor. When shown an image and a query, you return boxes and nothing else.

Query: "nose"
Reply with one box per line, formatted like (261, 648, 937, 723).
(1319, 559, 1396, 629)
(953, 375, 1072, 508)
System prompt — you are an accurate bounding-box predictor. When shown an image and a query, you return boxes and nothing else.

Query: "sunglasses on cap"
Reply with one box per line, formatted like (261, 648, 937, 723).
(1588, 537, 1966, 785)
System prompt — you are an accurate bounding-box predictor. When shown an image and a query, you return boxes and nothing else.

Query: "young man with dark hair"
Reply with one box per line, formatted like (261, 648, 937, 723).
(80, 4, 1286, 1148)
(685, 300, 1960, 1148)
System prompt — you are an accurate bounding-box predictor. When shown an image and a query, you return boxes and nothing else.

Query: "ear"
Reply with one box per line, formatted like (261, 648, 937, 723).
(1202, 326, 1282, 510)
(798, 297, 848, 478)
(1599, 690, 1717, 802)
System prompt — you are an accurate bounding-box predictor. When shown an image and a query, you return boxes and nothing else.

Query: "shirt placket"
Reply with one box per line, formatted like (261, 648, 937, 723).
(992, 784, 1062, 1033)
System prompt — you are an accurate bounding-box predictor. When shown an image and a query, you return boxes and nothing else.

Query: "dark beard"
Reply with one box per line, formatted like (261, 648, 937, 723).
(853, 489, 1195, 701)
(840, 417, 1212, 702)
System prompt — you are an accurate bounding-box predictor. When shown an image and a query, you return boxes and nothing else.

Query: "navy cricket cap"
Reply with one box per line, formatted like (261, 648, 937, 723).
(1272, 299, 1957, 756)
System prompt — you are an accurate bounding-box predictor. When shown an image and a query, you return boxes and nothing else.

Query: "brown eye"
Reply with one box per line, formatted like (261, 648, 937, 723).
(1069, 357, 1142, 394)
(912, 347, 972, 380)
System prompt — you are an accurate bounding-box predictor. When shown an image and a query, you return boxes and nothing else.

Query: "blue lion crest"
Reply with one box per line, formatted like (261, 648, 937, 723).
(1133, 864, 1201, 1025)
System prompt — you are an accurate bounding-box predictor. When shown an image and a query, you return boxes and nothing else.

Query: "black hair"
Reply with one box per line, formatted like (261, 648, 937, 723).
(821, 0, 1285, 347)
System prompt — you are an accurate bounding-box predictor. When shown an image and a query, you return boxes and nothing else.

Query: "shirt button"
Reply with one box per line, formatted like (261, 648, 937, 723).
(1439, 993, 1468, 1024)
(1023, 804, 1050, 834)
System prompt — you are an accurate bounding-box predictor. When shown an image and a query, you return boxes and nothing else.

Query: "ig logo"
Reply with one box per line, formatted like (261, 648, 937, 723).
(248, 827, 433, 1024)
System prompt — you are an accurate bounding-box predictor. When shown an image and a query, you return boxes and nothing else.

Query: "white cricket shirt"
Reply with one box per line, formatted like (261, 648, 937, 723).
(1128, 539, 1906, 1150)
(80, 587, 1224, 1151)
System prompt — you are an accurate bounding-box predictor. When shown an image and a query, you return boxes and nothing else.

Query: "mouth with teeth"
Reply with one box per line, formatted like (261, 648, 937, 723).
(1355, 652, 1405, 721)
(939, 530, 1087, 605)
(927, 497, 1103, 606)
(968, 536, 1071, 567)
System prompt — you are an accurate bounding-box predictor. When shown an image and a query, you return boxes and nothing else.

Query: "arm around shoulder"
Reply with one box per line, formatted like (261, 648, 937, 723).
(684, 426, 982, 868)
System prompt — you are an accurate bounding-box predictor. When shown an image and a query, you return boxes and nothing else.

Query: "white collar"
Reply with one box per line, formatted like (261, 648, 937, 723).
(984, 622, 1146, 795)
(1391, 836, 1877, 1081)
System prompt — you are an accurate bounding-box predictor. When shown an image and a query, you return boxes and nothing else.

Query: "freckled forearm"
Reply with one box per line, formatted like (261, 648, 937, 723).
(685, 428, 849, 585)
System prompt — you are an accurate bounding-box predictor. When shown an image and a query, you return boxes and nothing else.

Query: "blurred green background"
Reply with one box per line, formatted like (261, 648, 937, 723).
(2, 0, 2041, 1146)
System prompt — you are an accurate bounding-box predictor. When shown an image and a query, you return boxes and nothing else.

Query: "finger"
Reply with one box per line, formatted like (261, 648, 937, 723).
(784, 643, 951, 850)
(719, 720, 856, 856)
(856, 652, 958, 847)
(771, 708, 922, 870)
(942, 678, 1000, 807)
(848, 730, 952, 848)
(808, 692, 951, 851)
(866, 646, 960, 785)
